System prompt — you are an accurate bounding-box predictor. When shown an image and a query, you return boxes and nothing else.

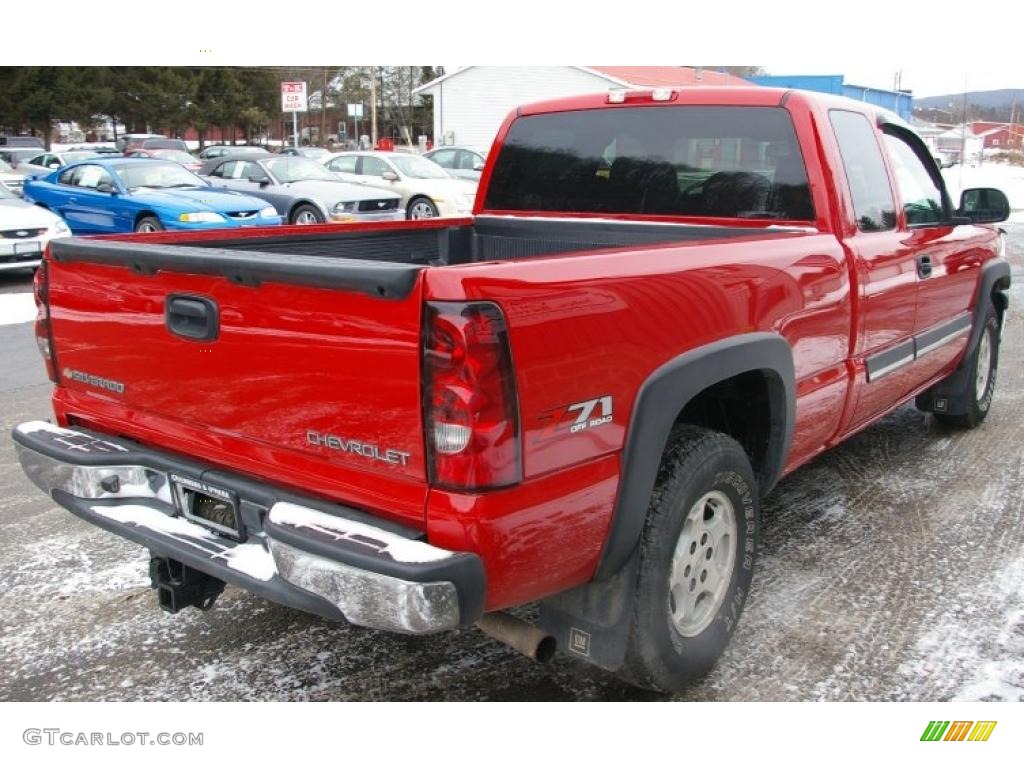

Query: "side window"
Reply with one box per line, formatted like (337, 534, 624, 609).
(218, 161, 240, 179)
(328, 155, 357, 173)
(829, 110, 897, 232)
(240, 162, 267, 181)
(58, 166, 80, 186)
(430, 149, 456, 168)
(882, 133, 945, 226)
(206, 162, 226, 178)
(359, 155, 387, 177)
(456, 150, 479, 170)
(75, 165, 113, 190)
(28, 154, 45, 166)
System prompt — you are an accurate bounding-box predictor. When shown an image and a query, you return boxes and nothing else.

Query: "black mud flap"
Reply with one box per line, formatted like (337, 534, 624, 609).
(538, 552, 640, 672)
(150, 555, 226, 614)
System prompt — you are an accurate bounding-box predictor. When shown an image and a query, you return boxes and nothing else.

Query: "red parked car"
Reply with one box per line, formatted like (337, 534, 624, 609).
(124, 148, 203, 173)
(14, 87, 1010, 692)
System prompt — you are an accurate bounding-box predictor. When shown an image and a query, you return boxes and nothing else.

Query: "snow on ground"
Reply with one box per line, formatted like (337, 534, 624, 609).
(0, 293, 35, 326)
(899, 554, 1024, 701)
(942, 162, 1024, 222)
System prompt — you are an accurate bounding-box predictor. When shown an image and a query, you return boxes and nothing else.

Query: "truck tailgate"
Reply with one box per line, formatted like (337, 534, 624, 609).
(45, 252, 429, 527)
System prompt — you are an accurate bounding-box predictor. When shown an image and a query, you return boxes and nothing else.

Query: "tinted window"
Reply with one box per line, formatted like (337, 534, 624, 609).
(58, 167, 80, 186)
(829, 110, 896, 232)
(484, 106, 814, 219)
(882, 133, 944, 226)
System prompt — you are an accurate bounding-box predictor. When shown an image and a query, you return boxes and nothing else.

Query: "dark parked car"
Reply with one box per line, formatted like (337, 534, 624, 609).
(0, 135, 44, 148)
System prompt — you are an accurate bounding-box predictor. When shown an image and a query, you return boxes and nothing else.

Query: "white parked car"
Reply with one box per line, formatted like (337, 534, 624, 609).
(19, 150, 102, 178)
(423, 146, 488, 182)
(0, 184, 71, 272)
(0, 158, 26, 197)
(323, 152, 477, 219)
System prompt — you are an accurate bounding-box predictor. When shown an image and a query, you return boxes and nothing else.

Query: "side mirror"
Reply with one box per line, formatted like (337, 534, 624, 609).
(957, 187, 1010, 224)
(48, 162, 60, 169)
(381, 171, 399, 182)
(473, 159, 486, 172)
(248, 176, 270, 186)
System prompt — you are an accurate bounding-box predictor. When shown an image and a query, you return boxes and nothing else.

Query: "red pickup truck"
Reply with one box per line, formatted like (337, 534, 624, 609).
(14, 87, 1011, 692)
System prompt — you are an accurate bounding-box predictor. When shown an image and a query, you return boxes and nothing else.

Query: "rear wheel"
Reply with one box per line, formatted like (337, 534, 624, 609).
(407, 196, 439, 219)
(934, 306, 1000, 428)
(618, 426, 758, 692)
(134, 216, 164, 233)
(290, 204, 324, 225)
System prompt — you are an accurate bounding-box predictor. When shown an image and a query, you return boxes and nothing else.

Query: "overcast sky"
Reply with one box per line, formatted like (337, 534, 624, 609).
(764, 64, 1021, 99)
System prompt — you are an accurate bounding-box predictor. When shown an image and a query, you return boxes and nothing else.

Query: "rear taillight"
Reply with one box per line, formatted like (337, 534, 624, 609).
(33, 262, 58, 383)
(423, 301, 520, 490)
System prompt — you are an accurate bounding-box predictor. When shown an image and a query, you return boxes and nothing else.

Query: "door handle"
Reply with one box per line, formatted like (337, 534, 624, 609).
(917, 254, 933, 279)
(166, 295, 219, 341)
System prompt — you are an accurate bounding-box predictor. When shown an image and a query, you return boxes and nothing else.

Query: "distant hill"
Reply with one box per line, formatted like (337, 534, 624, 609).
(914, 89, 1024, 111)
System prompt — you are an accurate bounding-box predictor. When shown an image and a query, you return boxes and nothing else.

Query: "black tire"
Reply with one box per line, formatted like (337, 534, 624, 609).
(618, 425, 758, 692)
(406, 196, 439, 220)
(934, 306, 1000, 429)
(134, 215, 164, 233)
(290, 203, 325, 225)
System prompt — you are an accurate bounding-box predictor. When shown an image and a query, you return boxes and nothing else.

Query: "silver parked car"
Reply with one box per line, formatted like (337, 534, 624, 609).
(323, 152, 477, 219)
(200, 153, 403, 224)
(423, 146, 488, 181)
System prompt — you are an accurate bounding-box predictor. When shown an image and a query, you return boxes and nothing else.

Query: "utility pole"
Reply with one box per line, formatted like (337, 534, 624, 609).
(959, 75, 968, 188)
(370, 66, 378, 146)
(1011, 98, 1018, 151)
(320, 67, 328, 145)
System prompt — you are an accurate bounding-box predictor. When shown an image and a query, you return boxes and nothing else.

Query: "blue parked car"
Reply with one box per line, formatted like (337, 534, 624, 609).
(23, 157, 282, 234)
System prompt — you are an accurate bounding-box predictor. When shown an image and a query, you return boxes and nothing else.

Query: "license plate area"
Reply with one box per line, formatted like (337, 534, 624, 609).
(14, 242, 42, 255)
(170, 474, 242, 540)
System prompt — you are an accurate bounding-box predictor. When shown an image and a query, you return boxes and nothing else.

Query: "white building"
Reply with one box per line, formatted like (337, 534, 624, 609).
(413, 66, 749, 151)
(935, 126, 985, 165)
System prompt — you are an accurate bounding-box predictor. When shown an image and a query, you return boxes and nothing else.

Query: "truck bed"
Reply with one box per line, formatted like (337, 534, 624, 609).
(52, 217, 808, 298)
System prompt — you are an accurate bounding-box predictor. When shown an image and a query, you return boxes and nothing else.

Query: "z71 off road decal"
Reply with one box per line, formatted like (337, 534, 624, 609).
(535, 395, 613, 442)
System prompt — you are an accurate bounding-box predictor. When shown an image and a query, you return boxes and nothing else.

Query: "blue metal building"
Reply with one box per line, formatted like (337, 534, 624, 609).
(748, 74, 913, 120)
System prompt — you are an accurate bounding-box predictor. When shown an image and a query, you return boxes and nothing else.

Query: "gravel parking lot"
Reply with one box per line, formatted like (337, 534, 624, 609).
(2, 226, 1023, 702)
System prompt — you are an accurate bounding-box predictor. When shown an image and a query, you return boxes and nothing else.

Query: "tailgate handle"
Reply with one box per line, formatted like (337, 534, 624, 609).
(166, 295, 219, 341)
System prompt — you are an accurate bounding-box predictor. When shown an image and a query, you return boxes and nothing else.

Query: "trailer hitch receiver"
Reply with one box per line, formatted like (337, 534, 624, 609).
(149, 555, 226, 614)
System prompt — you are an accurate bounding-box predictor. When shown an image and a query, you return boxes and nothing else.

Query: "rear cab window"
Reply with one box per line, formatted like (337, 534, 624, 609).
(483, 105, 815, 221)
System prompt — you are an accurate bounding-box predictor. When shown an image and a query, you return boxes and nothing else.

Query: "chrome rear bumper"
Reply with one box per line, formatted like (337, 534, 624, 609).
(13, 420, 484, 633)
